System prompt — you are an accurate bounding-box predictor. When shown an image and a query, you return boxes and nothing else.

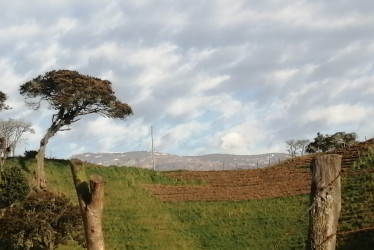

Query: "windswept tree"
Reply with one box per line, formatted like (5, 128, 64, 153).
(20, 70, 133, 190)
(0, 119, 35, 156)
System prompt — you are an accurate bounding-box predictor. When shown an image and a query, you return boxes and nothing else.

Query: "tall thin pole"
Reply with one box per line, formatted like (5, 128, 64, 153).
(151, 126, 155, 171)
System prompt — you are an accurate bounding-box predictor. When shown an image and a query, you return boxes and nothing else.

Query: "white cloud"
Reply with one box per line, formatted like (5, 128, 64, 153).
(303, 104, 369, 126)
(193, 75, 230, 93)
(0, 60, 24, 95)
(367, 85, 374, 95)
(0, 20, 39, 41)
(92, 3, 126, 35)
(83, 117, 148, 152)
(156, 121, 209, 151)
(212, 0, 254, 27)
(220, 132, 246, 152)
(54, 17, 78, 34)
(167, 93, 244, 120)
(266, 68, 298, 84)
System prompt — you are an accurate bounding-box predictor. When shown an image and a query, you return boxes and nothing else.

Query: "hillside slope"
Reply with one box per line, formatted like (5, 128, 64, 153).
(146, 139, 374, 201)
(4, 158, 308, 249)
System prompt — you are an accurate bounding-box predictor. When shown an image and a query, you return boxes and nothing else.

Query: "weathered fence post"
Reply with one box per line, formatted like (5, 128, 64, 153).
(70, 159, 105, 250)
(307, 154, 342, 250)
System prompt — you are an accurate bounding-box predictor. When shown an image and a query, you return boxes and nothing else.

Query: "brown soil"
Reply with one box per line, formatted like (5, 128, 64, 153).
(145, 139, 374, 202)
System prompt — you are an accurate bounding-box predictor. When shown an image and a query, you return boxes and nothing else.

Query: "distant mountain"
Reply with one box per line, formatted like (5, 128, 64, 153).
(71, 151, 290, 171)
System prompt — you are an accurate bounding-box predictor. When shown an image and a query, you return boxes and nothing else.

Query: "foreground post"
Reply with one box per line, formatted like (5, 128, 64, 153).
(70, 159, 105, 250)
(307, 154, 342, 250)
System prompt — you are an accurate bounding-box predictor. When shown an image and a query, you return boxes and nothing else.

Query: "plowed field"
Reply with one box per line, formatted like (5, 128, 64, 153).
(146, 139, 374, 201)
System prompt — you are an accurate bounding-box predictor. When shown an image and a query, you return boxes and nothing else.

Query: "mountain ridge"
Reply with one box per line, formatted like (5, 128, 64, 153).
(71, 151, 290, 171)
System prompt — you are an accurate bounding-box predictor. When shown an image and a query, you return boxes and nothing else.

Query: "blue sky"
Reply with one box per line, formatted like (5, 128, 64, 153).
(0, 0, 373, 158)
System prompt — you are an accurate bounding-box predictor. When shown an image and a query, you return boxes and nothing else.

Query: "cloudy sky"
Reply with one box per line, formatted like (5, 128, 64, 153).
(0, 0, 373, 158)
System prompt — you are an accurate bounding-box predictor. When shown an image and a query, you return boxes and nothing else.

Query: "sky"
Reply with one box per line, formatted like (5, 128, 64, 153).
(0, 0, 373, 158)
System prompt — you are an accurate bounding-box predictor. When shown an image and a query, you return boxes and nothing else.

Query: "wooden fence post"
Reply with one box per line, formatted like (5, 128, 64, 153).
(307, 154, 342, 250)
(70, 159, 105, 250)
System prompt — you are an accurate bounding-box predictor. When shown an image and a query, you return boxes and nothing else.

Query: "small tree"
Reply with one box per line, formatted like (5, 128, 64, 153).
(19, 70, 133, 190)
(285, 139, 300, 158)
(0, 118, 35, 156)
(306, 132, 358, 153)
(286, 139, 312, 157)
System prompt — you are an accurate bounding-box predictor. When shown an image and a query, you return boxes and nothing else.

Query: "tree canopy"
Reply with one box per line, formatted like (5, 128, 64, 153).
(19, 70, 133, 121)
(306, 132, 358, 153)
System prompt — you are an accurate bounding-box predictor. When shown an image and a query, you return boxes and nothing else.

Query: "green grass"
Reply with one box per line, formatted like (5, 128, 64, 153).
(86, 166, 198, 249)
(166, 196, 309, 250)
(337, 149, 374, 249)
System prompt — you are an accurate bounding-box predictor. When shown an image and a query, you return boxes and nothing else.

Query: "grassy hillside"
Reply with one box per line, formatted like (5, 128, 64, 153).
(4, 158, 309, 249)
(337, 148, 374, 249)
(4, 142, 374, 250)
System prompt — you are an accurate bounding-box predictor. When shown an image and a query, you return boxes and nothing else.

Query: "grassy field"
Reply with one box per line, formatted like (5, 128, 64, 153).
(337, 150, 374, 249)
(4, 158, 310, 249)
(4, 152, 374, 249)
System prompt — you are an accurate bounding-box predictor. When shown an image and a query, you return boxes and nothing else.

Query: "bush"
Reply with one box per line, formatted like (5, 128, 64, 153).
(0, 191, 85, 249)
(0, 166, 30, 208)
(24, 150, 38, 159)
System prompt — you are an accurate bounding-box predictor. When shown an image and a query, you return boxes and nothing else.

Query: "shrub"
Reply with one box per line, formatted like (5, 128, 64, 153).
(24, 150, 38, 159)
(0, 166, 30, 208)
(0, 191, 85, 249)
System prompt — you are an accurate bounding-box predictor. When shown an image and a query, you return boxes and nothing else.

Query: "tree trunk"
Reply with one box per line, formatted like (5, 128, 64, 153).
(35, 137, 49, 190)
(307, 154, 342, 250)
(34, 125, 61, 190)
(70, 159, 105, 250)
